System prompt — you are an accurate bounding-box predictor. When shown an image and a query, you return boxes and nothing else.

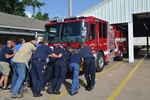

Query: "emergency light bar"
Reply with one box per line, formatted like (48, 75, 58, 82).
(57, 19, 64, 22)
(49, 15, 86, 22)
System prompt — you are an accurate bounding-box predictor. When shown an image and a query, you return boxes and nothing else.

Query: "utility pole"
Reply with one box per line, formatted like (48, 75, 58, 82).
(68, 0, 72, 17)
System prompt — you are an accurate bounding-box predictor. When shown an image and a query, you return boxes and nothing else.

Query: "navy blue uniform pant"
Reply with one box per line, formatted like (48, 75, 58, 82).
(83, 57, 96, 87)
(42, 62, 54, 88)
(30, 60, 45, 95)
(51, 60, 67, 92)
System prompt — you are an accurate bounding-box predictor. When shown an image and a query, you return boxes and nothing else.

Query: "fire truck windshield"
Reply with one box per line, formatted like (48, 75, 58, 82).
(60, 21, 88, 42)
(44, 21, 88, 43)
(44, 24, 60, 43)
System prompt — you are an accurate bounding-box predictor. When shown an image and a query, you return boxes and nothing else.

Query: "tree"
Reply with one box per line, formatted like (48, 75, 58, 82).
(53, 16, 59, 19)
(23, 0, 45, 16)
(34, 11, 43, 20)
(34, 11, 49, 21)
(0, 0, 48, 19)
(43, 13, 49, 21)
(0, 0, 25, 16)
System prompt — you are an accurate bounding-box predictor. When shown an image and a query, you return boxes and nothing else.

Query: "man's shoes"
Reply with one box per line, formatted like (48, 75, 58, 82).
(53, 90, 60, 95)
(46, 85, 53, 94)
(89, 85, 94, 90)
(85, 85, 90, 91)
(86, 85, 94, 91)
(77, 86, 80, 90)
(33, 93, 42, 97)
(11, 93, 23, 98)
(70, 91, 78, 96)
(2, 87, 10, 91)
(20, 88, 27, 94)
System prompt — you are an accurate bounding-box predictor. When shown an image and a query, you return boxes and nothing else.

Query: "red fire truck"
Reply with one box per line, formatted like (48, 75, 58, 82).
(44, 16, 127, 72)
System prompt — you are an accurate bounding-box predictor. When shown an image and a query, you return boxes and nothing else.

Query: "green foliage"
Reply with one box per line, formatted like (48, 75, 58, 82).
(34, 11, 43, 20)
(23, 0, 45, 16)
(0, 0, 49, 21)
(43, 13, 49, 21)
(53, 16, 59, 19)
(34, 11, 49, 21)
(0, 0, 25, 16)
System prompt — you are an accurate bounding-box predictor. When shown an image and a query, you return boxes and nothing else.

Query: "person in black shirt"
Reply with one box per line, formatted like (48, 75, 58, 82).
(42, 49, 56, 91)
(0, 40, 14, 90)
(30, 41, 61, 97)
(79, 42, 96, 91)
(47, 44, 72, 95)
(69, 49, 82, 95)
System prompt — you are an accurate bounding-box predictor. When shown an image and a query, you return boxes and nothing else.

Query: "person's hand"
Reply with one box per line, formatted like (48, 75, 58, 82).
(48, 54, 52, 57)
(58, 53, 62, 58)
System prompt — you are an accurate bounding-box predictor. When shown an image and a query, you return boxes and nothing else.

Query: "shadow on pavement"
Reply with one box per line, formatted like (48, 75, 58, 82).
(79, 78, 86, 88)
(63, 80, 71, 93)
(63, 71, 86, 93)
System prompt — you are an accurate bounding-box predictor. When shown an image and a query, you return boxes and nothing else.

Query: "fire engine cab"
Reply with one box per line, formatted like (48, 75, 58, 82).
(44, 16, 127, 72)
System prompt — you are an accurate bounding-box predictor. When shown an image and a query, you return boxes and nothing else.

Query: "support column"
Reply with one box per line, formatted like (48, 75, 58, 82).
(128, 22, 134, 62)
(146, 34, 149, 53)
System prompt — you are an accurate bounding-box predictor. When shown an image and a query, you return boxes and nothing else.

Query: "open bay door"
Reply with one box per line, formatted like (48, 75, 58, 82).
(108, 25, 115, 61)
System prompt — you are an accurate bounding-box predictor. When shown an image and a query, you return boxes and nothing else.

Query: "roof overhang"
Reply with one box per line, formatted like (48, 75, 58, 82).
(0, 25, 44, 36)
(0, 25, 44, 31)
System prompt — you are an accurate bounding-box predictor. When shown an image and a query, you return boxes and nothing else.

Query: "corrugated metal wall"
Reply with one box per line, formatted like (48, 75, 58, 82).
(79, 0, 150, 24)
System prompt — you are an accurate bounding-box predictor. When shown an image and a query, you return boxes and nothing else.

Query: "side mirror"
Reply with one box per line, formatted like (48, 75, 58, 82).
(81, 27, 87, 42)
(81, 27, 87, 37)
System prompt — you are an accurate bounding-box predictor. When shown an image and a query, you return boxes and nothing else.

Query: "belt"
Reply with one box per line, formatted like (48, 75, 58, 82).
(33, 58, 45, 62)
(57, 59, 66, 62)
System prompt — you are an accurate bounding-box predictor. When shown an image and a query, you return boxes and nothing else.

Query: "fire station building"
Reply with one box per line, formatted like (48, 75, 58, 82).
(79, 0, 150, 62)
(0, 12, 47, 48)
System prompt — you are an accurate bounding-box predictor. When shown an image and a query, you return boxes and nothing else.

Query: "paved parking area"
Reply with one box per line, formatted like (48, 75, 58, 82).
(0, 53, 150, 100)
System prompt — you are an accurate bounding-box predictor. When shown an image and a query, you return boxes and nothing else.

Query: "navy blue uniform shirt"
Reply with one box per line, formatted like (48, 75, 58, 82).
(0, 45, 12, 62)
(69, 53, 82, 65)
(32, 44, 52, 61)
(79, 46, 93, 58)
(53, 47, 71, 61)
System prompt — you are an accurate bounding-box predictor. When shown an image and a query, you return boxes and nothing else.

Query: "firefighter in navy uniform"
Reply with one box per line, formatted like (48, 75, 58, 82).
(47, 44, 72, 95)
(42, 56, 56, 91)
(79, 42, 96, 91)
(30, 40, 62, 97)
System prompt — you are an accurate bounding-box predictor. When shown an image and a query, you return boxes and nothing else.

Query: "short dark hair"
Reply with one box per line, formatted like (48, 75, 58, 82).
(38, 42, 43, 44)
(74, 48, 78, 53)
(67, 46, 72, 50)
(18, 38, 24, 44)
(43, 40, 49, 44)
(79, 42, 84, 48)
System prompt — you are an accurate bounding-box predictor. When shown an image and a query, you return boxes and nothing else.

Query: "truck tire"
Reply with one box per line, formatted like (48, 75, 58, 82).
(96, 52, 105, 72)
(116, 50, 123, 61)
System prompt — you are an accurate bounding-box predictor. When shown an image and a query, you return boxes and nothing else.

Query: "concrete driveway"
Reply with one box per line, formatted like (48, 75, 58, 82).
(0, 53, 150, 100)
